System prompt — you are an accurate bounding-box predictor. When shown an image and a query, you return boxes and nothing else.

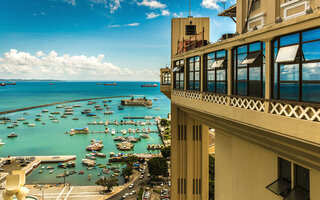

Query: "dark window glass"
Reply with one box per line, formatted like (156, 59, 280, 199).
(216, 50, 226, 58)
(295, 165, 310, 191)
(280, 33, 299, 46)
(238, 45, 247, 54)
(249, 42, 261, 52)
(206, 50, 227, 93)
(302, 83, 320, 102)
(237, 81, 247, 96)
(302, 41, 320, 61)
(280, 83, 299, 101)
(279, 158, 291, 182)
(302, 28, 320, 42)
(188, 56, 200, 91)
(216, 82, 226, 93)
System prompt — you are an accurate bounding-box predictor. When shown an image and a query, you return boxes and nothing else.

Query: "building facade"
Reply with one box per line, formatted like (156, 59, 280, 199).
(160, 0, 320, 199)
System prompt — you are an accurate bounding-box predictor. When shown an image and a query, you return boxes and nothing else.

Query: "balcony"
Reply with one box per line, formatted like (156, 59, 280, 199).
(160, 68, 171, 99)
(171, 89, 320, 166)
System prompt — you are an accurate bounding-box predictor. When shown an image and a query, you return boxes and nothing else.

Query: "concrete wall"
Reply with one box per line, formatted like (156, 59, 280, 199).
(215, 130, 281, 200)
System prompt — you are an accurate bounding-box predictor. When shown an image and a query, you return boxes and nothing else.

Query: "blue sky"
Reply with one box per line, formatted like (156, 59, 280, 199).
(0, 0, 236, 81)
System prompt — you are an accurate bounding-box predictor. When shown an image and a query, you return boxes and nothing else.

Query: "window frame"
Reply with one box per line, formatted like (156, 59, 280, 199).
(204, 50, 228, 94)
(232, 41, 265, 97)
(187, 56, 201, 91)
(272, 26, 320, 103)
(173, 60, 185, 90)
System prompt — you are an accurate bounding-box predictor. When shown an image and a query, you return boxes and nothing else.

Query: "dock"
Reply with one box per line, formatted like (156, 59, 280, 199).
(0, 155, 76, 188)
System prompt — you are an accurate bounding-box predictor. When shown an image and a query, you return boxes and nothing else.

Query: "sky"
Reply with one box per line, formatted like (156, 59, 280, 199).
(0, 0, 236, 81)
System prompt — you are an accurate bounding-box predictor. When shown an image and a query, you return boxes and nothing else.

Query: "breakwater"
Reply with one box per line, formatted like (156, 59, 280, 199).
(0, 95, 132, 115)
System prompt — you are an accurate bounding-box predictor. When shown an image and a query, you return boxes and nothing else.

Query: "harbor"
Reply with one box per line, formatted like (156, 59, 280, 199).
(0, 92, 169, 186)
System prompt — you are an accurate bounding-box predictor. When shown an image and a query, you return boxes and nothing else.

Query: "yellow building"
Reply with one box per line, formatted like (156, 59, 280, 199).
(160, 0, 320, 199)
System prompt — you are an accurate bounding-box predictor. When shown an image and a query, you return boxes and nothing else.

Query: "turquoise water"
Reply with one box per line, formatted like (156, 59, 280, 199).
(0, 82, 170, 185)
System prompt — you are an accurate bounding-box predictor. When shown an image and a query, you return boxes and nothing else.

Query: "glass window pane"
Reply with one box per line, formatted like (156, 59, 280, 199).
(238, 45, 247, 54)
(208, 70, 215, 81)
(181, 59, 184, 65)
(195, 56, 200, 62)
(274, 82, 278, 99)
(189, 81, 194, 90)
(280, 33, 299, 46)
(180, 72, 184, 81)
(302, 28, 320, 42)
(238, 54, 247, 67)
(195, 72, 200, 81)
(208, 59, 214, 69)
(249, 67, 261, 81)
(295, 165, 310, 191)
(216, 82, 226, 93)
(208, 53, 215, 60)
(280, 82, 299, 101)
(189, 63, 194, 71)
(279, 158, 291, 182)
(249, 80, 261, 97)
(238, 68, 247, 80)
(195, 81, 200, 90)
(216, 50, 226, 58)
(237, 81, 247, 95)
(276, 45, 299, 63)
(189, 72, 194, 81)
(302, 63, 320, 81)
(302, 41, 320, 61)
(216, 70, 226, 81)
(207, 82, 215, 92)
(302, 83, 320, 103)
(195, 61, 200, 71)
(274, 40, 278, 48)
(280, 64, 299, 81)
(249, 42, 261, 52)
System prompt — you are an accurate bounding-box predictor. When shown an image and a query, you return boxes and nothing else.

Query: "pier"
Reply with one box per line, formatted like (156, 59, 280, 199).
(0, 95, 132, 115)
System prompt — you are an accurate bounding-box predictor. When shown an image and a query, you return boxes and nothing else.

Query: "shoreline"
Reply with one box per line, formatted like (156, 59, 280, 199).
(0, 95, 132, 115)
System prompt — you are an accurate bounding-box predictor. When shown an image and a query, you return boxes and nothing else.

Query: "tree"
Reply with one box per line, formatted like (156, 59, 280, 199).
(160, 118, 170, 128)
(209, 155, 215, 199)
(124, 155, 138, 169)
(95, 176, 119, 193)
(161, 146, 171, 159)
(148, 157, 168, 178)
(121, 167, 133, 182)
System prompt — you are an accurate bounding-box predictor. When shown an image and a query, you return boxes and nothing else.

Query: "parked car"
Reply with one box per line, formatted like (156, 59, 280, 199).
(128, 183, 134, 189)
(140, 175, 144, 179)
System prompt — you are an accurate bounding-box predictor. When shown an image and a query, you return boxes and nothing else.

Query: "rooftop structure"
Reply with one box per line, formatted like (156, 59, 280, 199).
(162, 0, 320, 199)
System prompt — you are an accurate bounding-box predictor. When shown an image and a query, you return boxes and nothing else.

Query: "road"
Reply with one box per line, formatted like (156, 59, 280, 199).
(106, 167, 149, 200)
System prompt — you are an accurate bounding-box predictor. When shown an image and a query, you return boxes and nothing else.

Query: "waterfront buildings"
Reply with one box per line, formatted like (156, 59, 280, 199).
(160, 0, 320, 199)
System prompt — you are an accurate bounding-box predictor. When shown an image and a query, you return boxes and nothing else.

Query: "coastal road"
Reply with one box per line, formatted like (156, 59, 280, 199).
(106, 168, 149, 200)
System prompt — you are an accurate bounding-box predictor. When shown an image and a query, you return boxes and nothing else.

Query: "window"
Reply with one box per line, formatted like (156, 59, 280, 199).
(205, 50, 227, 93)
(252, 0, 260, 11)
(187, 56, 200, 91)
(162, 71, 171, 85)
(173, 60, 184, 89)
(233, 42, 265, 97)
(272, 27, 320, 103)
(267, 158, 310, 200)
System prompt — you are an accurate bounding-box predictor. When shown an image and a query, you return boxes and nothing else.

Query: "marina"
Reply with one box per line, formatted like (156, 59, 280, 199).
(0, 83, 170, 186)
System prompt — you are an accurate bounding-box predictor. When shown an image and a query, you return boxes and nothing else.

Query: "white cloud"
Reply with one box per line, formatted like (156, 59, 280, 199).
(126, 23, 140, 26)
(40, 12, 47, 15)
(63, 0, 76, 6)
(0, 49, 159, 81)
(146, 12, 160, 19)
(173, 12, 183, 18)
(161, 9, 170, 16)
(201, 0, 222, 10)
(108, 22, 140, 28)
(137, 0, 166, 9)
(89, 0, 121, 13)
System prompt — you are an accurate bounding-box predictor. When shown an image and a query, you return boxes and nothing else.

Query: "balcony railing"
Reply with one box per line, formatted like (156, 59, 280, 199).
(172, 89, 320, 123)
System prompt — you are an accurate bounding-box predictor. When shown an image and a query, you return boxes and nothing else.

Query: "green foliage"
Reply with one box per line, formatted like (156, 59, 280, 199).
(160, 118, 170, 128)
(161, 146, 171, 159)
(148, 157, 168, 177)
(95, 176, 119, 192)
(137, 187, 144, 199)
(124, 155, 138, 169)
(121, 167, 133, 180)
(153, 189, 161, 194)
(209, 155, 215, 199)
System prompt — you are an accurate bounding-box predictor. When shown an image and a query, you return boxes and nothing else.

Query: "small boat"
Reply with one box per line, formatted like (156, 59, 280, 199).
(47, 166, 54, 169)
(79, 170, 85, 174)
(35, 118, 41, 121)
(141, 83, 157, 87)
(155, 108, 160, 111)
(28, 123, 36, 127)
(52, 120, 59, 123)
(86, 113, 96, 117)
(104, 83, 117, 86)
(41, 166, 45, 169)
(140, 134, 150, 138)
(42, 122, 46, 125)
(154, 98, 159, 100)
(108, 100, 112, 102)
(111, 129, 115, 135)
(39, 170, 43, 174)
(104, 111, 114, 115)
(7, 125, 15, 129)
(73, 105, 82, 107)
(23, 121, 29, 125)
(118, 106, 124, 110)
(72, 117, 79, 120)
(17, 118, 25, 121)
(56, 105, 63, 108)
(49, 170, 53, 174)
(7, 133, 17, 138)
(114, 173, 119, 176)
(0, 139, 5, 146)
(61, 115, 67, 118)
(147, 106, 152, 109)
(42, 110, 49, 113)
(36, 113, 42, 117)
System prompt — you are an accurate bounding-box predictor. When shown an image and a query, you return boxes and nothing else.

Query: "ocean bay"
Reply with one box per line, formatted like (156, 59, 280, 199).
(0, 81, 170, 185)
